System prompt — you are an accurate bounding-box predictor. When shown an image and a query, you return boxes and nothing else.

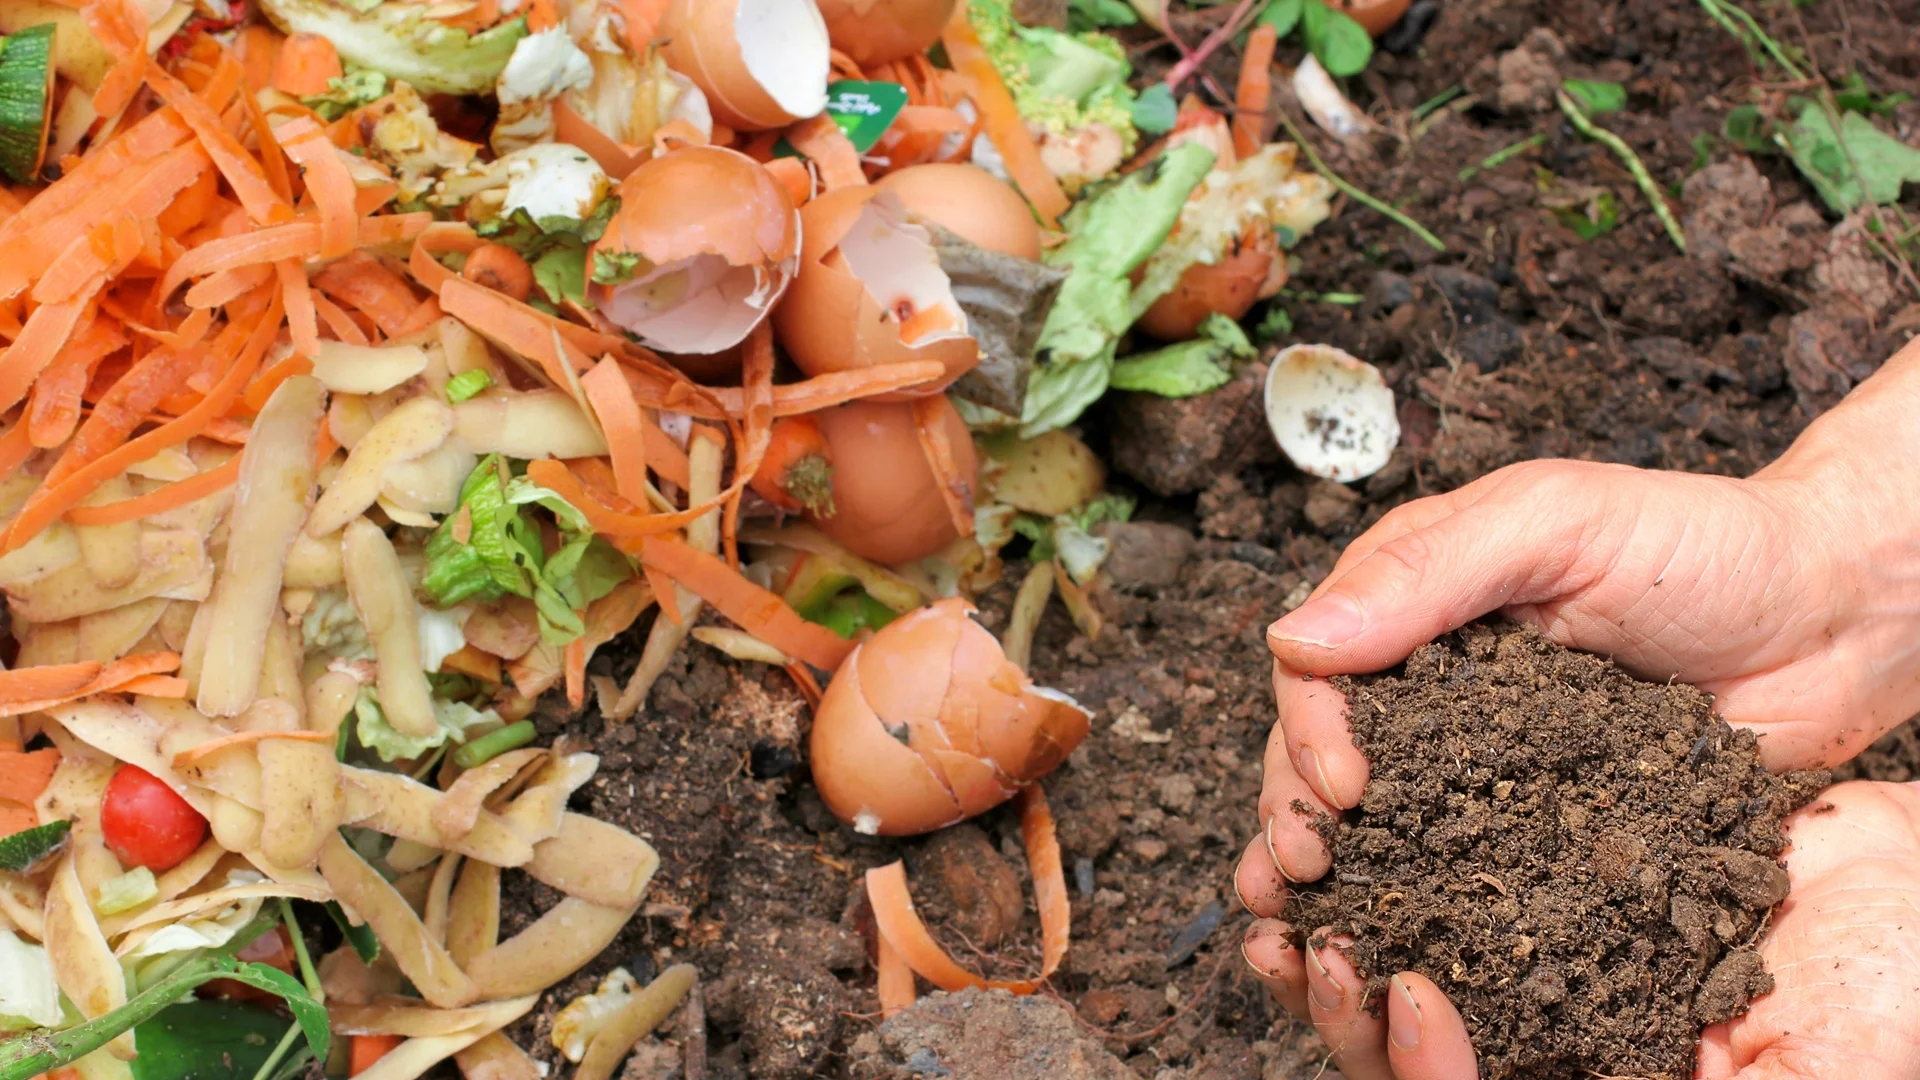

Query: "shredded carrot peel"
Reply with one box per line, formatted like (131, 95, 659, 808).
(866, 785, 1070, 994)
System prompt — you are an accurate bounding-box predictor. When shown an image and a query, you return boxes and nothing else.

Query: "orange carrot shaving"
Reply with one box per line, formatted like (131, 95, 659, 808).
(0, 423, 34, 480)
(238, 25, 286, 95)
(351, 1036, 403, 1077)
(3, 292, 282, 554)
(148, 66, 291, 225)
(785, 114, 865, 191)
(617, 360, 948, 422)
(84, 0, 150, 118)
(65, 454, 241, 526)
(580, 357, 651, 509)
(0, 653, 185, 718)
(912, 396, 974, 538)
(0, 291, 96, 415)
(408, 222, 484, 295)
(271, 33, 343, 98)
(171, 728, 331, 770)
(243, 89, 297, 206)
(157, 162, 222, 238)
(567, 577, 655, 709)
(116, 675, 188, 697)
(636, 536, 854, 671)
(0, 748, 62, 804)
(438, 278, 593, 389)
(723, 324, 777, 566)
(186, 264, 276, 309)
(867, 784, 1069, 993)
(875, 931, 916, 1018)
(26, 312, 127, 448)
(245, 353, 317, 413)
(277, 259, 321, 359)
(763, 156, 815, 205)
(313, 293, 372, 345)
(1232, 24, 1278, 160)
(460, 243, 534, 302)
(553, 101, 645, 180)
(311, 253, 422, 335)
(35, 215, 143, 305)
(159, 213, 431, 306)
(940, 8, 1068, 227)
(279, 117, 359, 260)
(395, 296, 442, 337)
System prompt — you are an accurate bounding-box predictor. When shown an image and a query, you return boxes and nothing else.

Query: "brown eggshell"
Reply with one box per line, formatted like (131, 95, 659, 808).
(875, 163, 1043, 260)
(809, 598, 1092, 836)
(599, 146, 798, 268)
(1135, 225, 1280, 343)
(771, 186, 979, 399)
(1327, 0, 1412, 36)
(809, 397, 977, 566)
(810, 653, 964, 835)
(590, 146, 800, 356)
(816, 0, 959, 67)
(660, 0, 831, 131)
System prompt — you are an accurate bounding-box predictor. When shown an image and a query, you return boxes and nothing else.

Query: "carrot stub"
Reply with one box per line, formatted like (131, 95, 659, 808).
(271, 33, 343, 98)
(1232, 24, 1279, 160)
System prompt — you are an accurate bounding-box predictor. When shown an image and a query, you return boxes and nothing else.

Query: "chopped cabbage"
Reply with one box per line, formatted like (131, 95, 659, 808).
(0, 928, 63, 1030)
(256, 0, 530, 96)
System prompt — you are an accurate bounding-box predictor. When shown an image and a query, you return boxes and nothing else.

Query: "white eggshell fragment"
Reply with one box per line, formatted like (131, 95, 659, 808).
(1264, 344, 1400, 482)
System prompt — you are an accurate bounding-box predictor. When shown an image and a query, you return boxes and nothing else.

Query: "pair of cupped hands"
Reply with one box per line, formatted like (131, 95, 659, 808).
(1234, 339, 1920, 1080)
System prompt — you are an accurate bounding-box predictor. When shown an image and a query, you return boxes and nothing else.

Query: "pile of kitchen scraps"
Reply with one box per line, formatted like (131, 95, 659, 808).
(1286, 622, 1830, 1080)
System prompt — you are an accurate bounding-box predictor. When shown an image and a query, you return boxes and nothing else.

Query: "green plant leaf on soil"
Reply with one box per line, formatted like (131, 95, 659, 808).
(1257, 0, 1305, 36)
(130, 1001, 294, 1080)
(1302, 0, 1372, 77)
(0, 820, 68, 872)
(1834, 72, 1911, 117)
(1780, 99, 1920, 213)
(1563, 79, 1627, 114)
(1723, 105, 1772, 152)
(1553, 189, 1621, 240)
(1688, 132, 1718, 173)
(1129, 83, 1177, 135)
(1254, 304, 1294, 342)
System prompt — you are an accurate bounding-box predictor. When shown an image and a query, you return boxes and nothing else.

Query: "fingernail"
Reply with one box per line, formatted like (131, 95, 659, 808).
(1264, 815, 1297, 883)
(1306, 946, 1343, 1013)
(1389, 974, 1422, 1050)
(1270, 594, 1365, 650)
(1234, 866, 1256, 913)
(1240, 938, 1291, 980)
(1299, 745, 1342, 807)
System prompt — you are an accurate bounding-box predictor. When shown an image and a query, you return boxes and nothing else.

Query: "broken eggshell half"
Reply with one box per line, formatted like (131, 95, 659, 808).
(809, 597, 1092, 836)
(1265, 344, 1401, 482)
(589, 145, 799, 356)
(660, 0, 830, 132)
(772, 186, 979, 399)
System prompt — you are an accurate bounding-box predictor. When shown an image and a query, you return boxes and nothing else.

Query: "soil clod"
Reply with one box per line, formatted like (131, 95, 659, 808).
(1287, 623, 1828, 1080)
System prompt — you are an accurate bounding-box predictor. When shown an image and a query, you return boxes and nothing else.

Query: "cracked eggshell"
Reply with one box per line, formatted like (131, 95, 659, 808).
(809, 397, 976, 566)
(873, 163, 1042, 261)
(1136, 224, 1280, 343)
(816, 0, 958, 67)
(772, 186, 979, 399)
(1265, 344, 1400, 482)
(660, 0, 830, 131)
(1329, 0, 1412, 36)
(810, 597, 1092, 836)
(589, 145, 799, 356)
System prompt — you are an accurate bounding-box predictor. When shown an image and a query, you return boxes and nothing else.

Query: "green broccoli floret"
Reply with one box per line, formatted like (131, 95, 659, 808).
(970, 0, 1139, 153)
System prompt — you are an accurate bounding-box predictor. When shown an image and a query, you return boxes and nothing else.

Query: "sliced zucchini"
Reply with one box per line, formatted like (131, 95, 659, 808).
(0, 22, 56, 184)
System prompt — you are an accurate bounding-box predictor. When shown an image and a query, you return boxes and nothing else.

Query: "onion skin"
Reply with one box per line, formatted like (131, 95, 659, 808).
(772, 185, 978, 398)
(809, 397, 975, 566)
(1329, 0, 1411, 36)
(1136, 225, 1280, 343)
(875, 164, 1042, 261)
(810, 597, 1091, 836)
(816, 0, 961, 69)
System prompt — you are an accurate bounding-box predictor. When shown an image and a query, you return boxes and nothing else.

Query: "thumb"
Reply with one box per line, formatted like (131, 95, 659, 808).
(1268, 489, 1593, 675)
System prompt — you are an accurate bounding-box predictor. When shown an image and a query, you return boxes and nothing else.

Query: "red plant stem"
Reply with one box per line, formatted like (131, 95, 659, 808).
(1163, 0, 1264, 91)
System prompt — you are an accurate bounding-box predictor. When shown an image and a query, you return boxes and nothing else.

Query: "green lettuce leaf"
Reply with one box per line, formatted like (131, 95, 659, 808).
(0, 929, 62, 1031)
(353, 689, 502, 764)
(301, 68, 389, 120)
(1022, 142, 1217, 435)
(256, 0, 528, 96)
(1109, 312, 1255, 397)
(1781, 99, 1920, 213)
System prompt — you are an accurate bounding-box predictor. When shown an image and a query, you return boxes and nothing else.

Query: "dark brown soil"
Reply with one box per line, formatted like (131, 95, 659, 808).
(1285, 623, 1829, 1079)
(489, 0, 1920, 1077)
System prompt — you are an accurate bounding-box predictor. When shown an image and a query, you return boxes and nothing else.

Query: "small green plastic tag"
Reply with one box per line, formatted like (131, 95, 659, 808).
(775, 80, 909, 159)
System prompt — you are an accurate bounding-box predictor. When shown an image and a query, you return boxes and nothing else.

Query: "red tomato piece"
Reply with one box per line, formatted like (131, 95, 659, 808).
(100, 765, 208, 872)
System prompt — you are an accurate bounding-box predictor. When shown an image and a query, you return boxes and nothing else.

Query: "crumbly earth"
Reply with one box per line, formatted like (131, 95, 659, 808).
(482, 0, 1919, 1076)
(1286, 624, 1829, 1080)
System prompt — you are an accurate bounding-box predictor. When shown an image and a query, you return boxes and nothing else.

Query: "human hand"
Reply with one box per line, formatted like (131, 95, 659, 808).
(1238, 780, 1920, 1079)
